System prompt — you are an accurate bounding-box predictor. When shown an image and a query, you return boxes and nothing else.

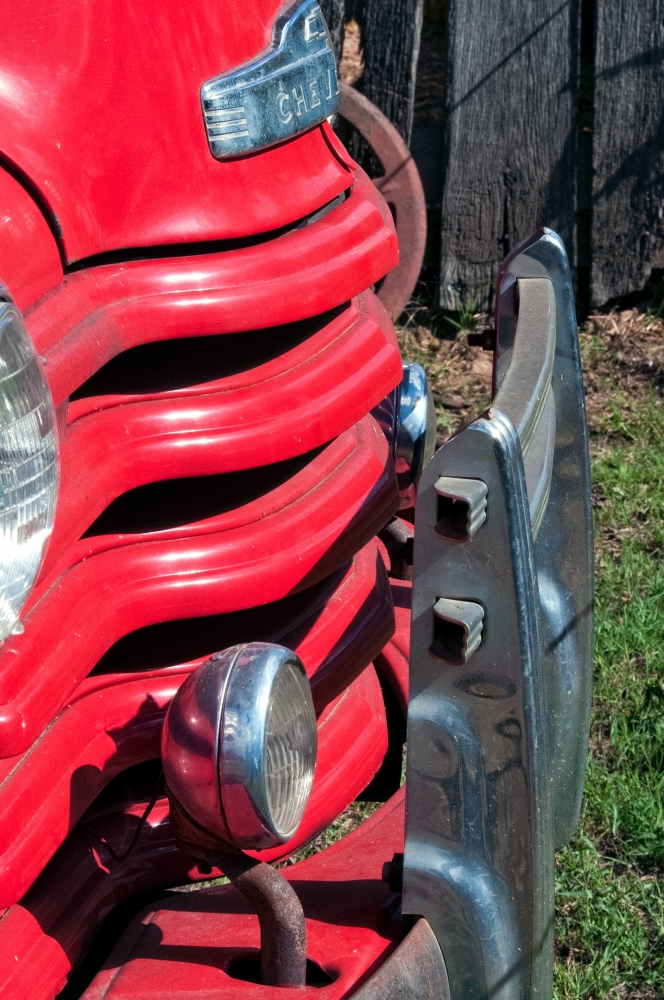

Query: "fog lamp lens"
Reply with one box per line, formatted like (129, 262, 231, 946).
(264, 658, 317, 839)
(0, 303, 58, 641)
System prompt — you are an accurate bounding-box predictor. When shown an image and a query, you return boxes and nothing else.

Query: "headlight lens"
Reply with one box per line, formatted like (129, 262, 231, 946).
(162, 642, 317, 852)
(0, 302, 58, 642)
(220, 644, 317, 848)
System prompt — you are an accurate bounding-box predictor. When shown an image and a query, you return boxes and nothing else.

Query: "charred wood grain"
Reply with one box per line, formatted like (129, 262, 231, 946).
(438, 0, 580, 310)
(337, 0, 423, 177)
(318, 0, 348, 62)
(591, 0, 664, 306)
(355, 0, 424, 147)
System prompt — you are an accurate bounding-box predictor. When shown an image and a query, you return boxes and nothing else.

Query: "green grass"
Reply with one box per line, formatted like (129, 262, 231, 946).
(554, 384, 664, 998)
(442, 292, 479, 336)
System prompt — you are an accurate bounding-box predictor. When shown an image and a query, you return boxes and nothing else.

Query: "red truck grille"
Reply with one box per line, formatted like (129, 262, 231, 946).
(0, 165, 402, 996)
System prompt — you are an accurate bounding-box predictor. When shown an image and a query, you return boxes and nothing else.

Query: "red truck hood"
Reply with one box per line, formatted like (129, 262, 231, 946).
(0, 0, 351, 263)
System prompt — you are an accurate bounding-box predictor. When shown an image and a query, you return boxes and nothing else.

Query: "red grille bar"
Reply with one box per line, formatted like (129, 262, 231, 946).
(40, 290, 399, 575)
(27, 172, 396, 406)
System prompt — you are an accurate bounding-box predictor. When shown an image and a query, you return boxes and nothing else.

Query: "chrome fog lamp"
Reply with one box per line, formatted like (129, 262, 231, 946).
(0, 301, 59, 642)
(162, 642, 317, 851)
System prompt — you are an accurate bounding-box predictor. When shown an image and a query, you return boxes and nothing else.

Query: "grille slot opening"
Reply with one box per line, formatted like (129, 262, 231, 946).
(357, 671, 406, 803)
(70, 305, 349, 399)
(66, 190, 349, 273)
(429, 615, 466, 663)
(227, 954, 333, 987)
(434, 493, 471, 541)
(84, 759, 164, 820)
(90, 564, 347, 674)
(83, 444, 327, 537)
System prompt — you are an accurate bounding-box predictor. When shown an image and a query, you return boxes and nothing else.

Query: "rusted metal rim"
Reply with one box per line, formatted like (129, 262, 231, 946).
(338, 81, 427, 322)
(352, 918, 451, 999)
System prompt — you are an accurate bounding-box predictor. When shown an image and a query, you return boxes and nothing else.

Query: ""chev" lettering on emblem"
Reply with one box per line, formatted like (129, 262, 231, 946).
(201, 0, 339, 159)
(276, 69, 338, 124)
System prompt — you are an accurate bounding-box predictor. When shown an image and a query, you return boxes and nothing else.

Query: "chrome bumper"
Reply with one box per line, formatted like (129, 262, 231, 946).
(404, 229, 593, 1000)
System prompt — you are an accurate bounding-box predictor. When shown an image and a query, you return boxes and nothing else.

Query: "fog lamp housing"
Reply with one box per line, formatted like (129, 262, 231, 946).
(162, 642, 317, 851)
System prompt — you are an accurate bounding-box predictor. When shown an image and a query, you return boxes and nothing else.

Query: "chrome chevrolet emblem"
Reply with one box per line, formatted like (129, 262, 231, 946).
(201, 0, 339, 159)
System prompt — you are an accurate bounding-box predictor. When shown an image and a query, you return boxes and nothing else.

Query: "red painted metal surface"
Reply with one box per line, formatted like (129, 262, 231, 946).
(0, 544, 394, 908)
(0, 3, 409, 992)
(0, 681, 401, 1000)
(81, 790, 406, 1000)
(375, 578, 412, 713)
(0, 0, 355, 262)
(0, 167, 62, 311)
(0, 416, 396, 758)
(26, 170, 396, 408)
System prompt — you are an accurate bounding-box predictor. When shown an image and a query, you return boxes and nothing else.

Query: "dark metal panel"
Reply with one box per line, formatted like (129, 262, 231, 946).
(591, 0, 664, 306)
(438, 0, 580, 310)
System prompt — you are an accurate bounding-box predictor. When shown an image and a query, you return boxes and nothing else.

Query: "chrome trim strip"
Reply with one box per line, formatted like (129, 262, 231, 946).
(523, 385, 556, 538)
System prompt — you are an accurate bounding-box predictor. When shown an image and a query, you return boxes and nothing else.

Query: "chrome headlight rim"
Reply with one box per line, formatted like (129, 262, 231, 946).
(161, 642, 317, 854)
(395, 362, 436, 509)
(219, 642, 317, 850)
(0, 298, 59, 643)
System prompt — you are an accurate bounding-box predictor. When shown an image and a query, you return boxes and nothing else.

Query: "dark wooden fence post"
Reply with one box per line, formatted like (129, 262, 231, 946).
(437, 0, 581, 311)
(325, 0, 663, 309)
(354, 0, 424, 147)
(318, 0, 347, 62)
(324, 0, 424, 177)
(591, 0, 664, 306)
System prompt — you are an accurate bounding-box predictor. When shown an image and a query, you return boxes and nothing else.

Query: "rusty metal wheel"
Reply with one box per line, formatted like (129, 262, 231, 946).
(338, 81, 427, 322)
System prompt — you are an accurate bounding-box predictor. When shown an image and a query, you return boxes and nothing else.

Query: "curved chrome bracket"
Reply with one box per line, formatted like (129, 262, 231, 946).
(495, 228, 594, 848)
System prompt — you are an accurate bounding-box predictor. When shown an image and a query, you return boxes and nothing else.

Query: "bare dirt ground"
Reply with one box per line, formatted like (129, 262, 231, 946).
(395, 280, 664, 451)
(396, 317, 493, 445)
(582, 302, 664, 434)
